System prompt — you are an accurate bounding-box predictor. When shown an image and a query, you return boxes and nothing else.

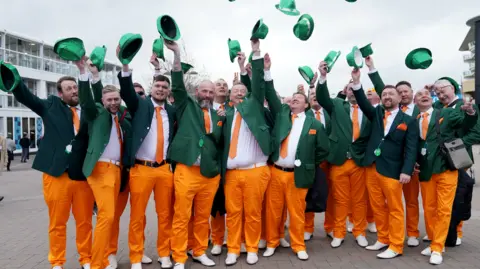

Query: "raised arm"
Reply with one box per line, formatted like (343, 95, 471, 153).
(316, 61, 335, 115)
(448, 102, 478, 131)
(250, 40, 266, 103)
(12, 81, 48, 117)
(86, 59, 103, 103)
(165, 40, 188, 110)
(350, 69, 376, 120)
(263, 53, 282, 119)
(75, 57, 98, 121)
(365, 56, 386, 96)
(237, 52, 252, 93)
(117, 64, 140, 115)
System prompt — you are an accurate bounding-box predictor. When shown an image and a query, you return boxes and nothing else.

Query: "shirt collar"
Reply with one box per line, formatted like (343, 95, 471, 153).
(312, 108, 322, 114)
(151, 98, 165, 109)
(291, 111, 306, 118)
(447, 96, 459, 107)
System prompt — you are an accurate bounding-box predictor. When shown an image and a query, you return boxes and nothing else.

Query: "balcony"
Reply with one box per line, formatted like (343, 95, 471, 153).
(471, 63, 476, 72)
(464, 70, 475, 78)
(464, 53, 475, 61)
(469, 41, 476, 52)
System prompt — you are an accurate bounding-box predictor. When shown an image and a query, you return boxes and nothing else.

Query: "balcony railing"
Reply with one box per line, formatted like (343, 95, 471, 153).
(469, 41, 476, 52)
(464, 53, 475, 61)
(464, 70, 475, 78)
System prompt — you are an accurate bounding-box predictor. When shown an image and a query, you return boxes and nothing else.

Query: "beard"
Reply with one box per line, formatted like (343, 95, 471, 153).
(197, 97, 212, 109)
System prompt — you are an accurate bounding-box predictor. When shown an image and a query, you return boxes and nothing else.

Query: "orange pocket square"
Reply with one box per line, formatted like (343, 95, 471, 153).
(397, 123, 408, 131)
(217, 121, 223, 127)
(439, 117, 444, 124)
(309, 129, 317, 135)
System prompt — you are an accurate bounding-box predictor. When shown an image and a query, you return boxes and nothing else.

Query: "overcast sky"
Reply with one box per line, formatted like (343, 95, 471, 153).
(0, 0, 479, 96)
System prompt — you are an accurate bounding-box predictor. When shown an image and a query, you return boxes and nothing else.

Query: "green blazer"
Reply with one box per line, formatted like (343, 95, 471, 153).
(368, 71, 385, 96)
(306, 109, 331, 135)
(353, 86, 419, 179)
(118, 72, 176, 166)
(12, 81, 87, 178)
(264, 78, 329, 188)
(315, 81, 371, 166)
(168, 71, 223, 178)
(78, 80, 132, 177)
(417, 108, 478, 181)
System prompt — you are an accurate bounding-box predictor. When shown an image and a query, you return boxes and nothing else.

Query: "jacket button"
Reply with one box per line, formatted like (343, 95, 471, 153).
(147, 127, 150, 130)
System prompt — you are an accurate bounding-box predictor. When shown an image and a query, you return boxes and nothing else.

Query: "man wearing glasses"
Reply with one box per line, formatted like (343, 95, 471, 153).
(133, 83, 146, 99)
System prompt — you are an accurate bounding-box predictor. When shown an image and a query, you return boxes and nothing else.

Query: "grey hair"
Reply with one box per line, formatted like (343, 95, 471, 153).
(434, 79, 453, 89)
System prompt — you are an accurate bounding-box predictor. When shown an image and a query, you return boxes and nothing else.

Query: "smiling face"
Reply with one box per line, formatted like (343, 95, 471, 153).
(102, 86, 121, 114)
(57, 76, 79, 106)
(396, 82, 413, 106)
(381, 86, 400, 110)
(434, 80, 456, 106)
(290, 93, 309, 113)
(414, 88, 433, 111)
(229, 83, 247, 105)
(195, 80, 215, 108)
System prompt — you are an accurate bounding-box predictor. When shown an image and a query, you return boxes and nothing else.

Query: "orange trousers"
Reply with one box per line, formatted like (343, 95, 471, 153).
(348, 199, 374, 223)
(210, 212, 226, 246)
(107, 185, 147, 257)
(420, 170, 458, 253)
(43, 172, 94, 267)
(225, 166, 270, 255)
(265, 167, 308, 252)
(87, 162, 121, 269)
(128, 164, 173, 262)
(457, 221, 464, 238)
(403, 174, 420, 237)
(330, 160, 367, 238)
(171, 164, 220, 263)
(366, 165, 404, 254)
(324, 175, 335, 234)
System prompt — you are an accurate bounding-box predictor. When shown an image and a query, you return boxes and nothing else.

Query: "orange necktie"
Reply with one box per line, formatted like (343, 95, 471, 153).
(280, 114, 298, 158)
(155, 107, 164, 163)
(401, 106, 408, 112)
(315, 110, 321, 121)
(229, 111, 242, 159)
(220, 104, 225, 110)
(421, 112, 429, 139)
(383, 110, 392, 129)
(114, 115, 123, 157)
(70, 107, 80, 133)
(202, 108, 211, 133)
(352, 105, 360, 141)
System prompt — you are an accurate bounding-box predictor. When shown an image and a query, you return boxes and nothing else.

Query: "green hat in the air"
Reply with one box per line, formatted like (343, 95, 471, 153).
(405, 48, 432, 70)
(152, 38, 165, 61)
(0, 61, 21, 93)
(275, 0, 300, 16)
(359, 43, 373, 58)
(293, 14, 314, 41)
(181, 62, 193, 74)
(345, 0, 357, 2)
(298, 66, 314, 84)
(90, 45, 107, 71)
(438, 76, 460, 94)
(251, 19, 269, 40)
(324, 50, 341, 73)
(53, 37, 86, 61)
(157, 15, 181, 41)
(228, 39, 242, 63)
(346, 46, 364, 69)
(118, 33, 143, 65)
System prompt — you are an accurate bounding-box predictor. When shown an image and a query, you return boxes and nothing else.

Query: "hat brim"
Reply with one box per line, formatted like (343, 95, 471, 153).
(54, 37, 85, 61)
(119, 35, 143, 65)
(157, 15, 181, 42)
(347, 47, 363, 68)
(0, 61, 21, 93)
(90, 46, 107, 71)
(293, 14, 314, 41)
(152, 39, 165, 61)
(298, 66, 314, 84)
(324, 51, 341, 73)
(228, 39, 241, 63)
(181, 63, 193, 74)
(405, 48, 432, 70)
(275, 4, 300, 16)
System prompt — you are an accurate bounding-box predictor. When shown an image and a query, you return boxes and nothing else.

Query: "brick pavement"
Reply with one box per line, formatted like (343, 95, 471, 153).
(1, 162, 480, 269)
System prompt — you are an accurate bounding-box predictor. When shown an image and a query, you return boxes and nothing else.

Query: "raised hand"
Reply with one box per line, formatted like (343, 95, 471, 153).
(164, 40, 180, 53)
(351, 68, 361, 84)
(264, 53, 271, 70)
(365, 56, 375, 70)
(461, 99, 476, 115)
(74, 55, 87, 74)
(318, 61, 328, 77)
(150, 53, 160, 69)
(251, 39, 260, 53)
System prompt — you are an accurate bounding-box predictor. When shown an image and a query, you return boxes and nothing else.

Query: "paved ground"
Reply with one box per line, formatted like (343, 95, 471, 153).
(1, 158, 480, 269)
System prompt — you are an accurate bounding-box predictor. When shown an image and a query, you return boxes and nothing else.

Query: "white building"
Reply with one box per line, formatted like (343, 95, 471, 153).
(0, 29, 122, 153)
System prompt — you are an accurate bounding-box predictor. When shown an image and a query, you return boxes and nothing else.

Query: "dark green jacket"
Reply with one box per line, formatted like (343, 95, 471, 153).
(118, 72, 176, 166)
(315, 81, 371, 166)
(417, 108, 478, 181)
(264, 78, 329, 188)
(168, 71, 223, 178)
(78, 79, 133, 177)
(306, 109, 331, 135)
(12, 82, 87, 179)
(353, 86, 419, 179)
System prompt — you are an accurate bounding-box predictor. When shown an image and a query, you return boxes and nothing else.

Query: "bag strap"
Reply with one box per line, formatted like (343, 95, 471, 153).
(119, 109, 128, 123)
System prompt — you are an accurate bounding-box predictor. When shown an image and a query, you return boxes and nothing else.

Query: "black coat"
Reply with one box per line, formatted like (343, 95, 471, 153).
(305, 166, 329, 213)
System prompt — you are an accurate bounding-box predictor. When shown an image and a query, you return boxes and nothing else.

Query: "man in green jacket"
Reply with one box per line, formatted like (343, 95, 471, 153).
(262, 53, 329, 261)
(413, 88, 477, 265)
(2, 63, 95, 269)
(164, 40, 223, 269)
(351, 68, 418, 259)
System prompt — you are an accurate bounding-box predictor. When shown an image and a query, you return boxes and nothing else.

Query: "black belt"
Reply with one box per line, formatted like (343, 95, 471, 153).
(135, 159, 168, 168)
(274, 164, 294, 172)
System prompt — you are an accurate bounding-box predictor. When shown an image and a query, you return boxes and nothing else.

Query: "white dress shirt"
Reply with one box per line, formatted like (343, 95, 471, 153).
(213, 102, 225, 110)
(275, 112, 306, 168)
(99, 115, 122, 162)
(418, 107, 433, 139)
(401, 102, 416, 116)
(227, 107, 268, 169)
(312, 108, 325, 127)
(383, 108, 400, 136)
(136, 100, 170, 162)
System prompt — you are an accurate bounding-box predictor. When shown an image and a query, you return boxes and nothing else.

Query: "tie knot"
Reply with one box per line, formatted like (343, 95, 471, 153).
(292, 113, 298, 118)
(315, 110, 320, 115)
(156, 106, 162, 112)
(385, 111, 392, 117)
(423, 112, 429, 117)
(70, 107, 76, 112)
(202, 108, 208, 112)
(401, 106, 408, 112)
(352, 104, 358, 109)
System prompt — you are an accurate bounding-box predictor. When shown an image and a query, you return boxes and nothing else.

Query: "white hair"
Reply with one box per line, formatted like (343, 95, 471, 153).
(434, 79, 453, 88)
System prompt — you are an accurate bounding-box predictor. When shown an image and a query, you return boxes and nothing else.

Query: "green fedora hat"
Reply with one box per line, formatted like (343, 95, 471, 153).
(53, 37, 86, 61)
(248, 51, 254, 63)
(345, 0, 357, 2)
(157, 15, 181, 41)
(0, 61, 21, 93)
(359, 43, 373, 58)
(346, 46, 364, 69)
(293, 14, 314, 41)
(405, 48, 432, 70)
(118, 33, 143, 65)
(152, 38, 165, 61)
(438, 76, 460, 94)
(90, 45, 107, 71)
(324, 50, 341, 73)
(275, 0, 300, 16)
(298, 66, 314, 84)
(228, 39, 241, 63)
(251, 19, 269, 40)
(181, 62, 193, 74)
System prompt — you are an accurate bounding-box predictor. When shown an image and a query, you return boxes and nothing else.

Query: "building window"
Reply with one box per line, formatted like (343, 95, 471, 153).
(6, 117, 13, 139)
(29, 118, 36, 148)
(23, 78, 38, 96)
(47, 82, 57, 97)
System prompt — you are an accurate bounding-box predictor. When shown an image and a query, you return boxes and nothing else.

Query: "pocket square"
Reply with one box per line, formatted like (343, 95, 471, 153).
(439, 117, 444, 124)
(309, 129, 317, 135)
(397, 123, 408, 131)
(217, 121, 223, 127)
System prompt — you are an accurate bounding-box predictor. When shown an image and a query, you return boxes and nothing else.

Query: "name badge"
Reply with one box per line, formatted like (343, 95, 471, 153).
(294, 159, 302, 167)
(421, 148, 427, 156)
(65, 144, 72, 154)
(374, 148, 381, 156)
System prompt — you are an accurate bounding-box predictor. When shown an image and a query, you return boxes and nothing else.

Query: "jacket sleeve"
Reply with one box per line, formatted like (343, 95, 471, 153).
(91, 79, 104, 104)
(250, 58, 266, 104)
(352, 86, 376, 120)
(171, 70, 189, 115)
(264, 80, 282, 120)
(315, 81, 334, 115)
(368, 71, 385, 96)
(12, 82, 49, 117)
(78, 80, 99, 122)
(240, 73, 252, 93)
(118, 72, 140, 116)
